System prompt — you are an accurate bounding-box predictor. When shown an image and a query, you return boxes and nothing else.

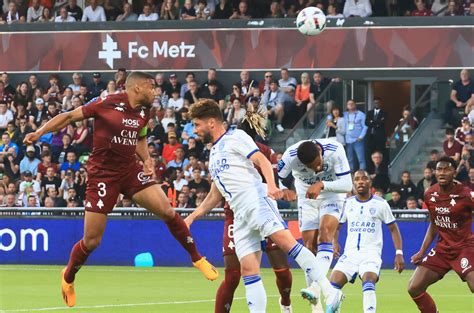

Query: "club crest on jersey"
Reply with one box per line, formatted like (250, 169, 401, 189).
(435, 207, 450, 215)
(369, 207, 376, 215)
(140, 108, 145, 119)
(137, 172, 151, 184)
(450, 198, 456, 206)
(322, 163, 329, 171)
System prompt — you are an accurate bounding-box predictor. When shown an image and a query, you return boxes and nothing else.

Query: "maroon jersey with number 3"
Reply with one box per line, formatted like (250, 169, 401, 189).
(424, 183, 474, 255)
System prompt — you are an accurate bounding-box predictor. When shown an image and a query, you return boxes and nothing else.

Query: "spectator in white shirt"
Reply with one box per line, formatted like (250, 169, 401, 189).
(0, 102, 14, 131)
(326, 4, 345, 19)
(55, 7, 76, 22)
(138, 4, 159, 21)
(27, 0, 44, 22)
(343, 0, 372, 17)
(82, 0, 106, 22)
(168, 90, 184, 111)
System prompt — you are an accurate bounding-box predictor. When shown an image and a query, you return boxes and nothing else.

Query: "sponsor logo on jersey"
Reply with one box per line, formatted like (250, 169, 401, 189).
(435, 207, 450, 215)
(137, 172, 151, 184)
(115, 103, 126, 112)
(122, 118, 140, 128)
(277, 160, 285, 172)
(434, 215, 458, 229)
(461, 257, 472, 273)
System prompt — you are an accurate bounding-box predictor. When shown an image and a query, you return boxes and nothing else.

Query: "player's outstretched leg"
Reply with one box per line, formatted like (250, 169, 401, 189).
(62, 211, 107, 307)
(270, 230, 343, 313)
(133, 185, 218, 280)
(361, 273, 378, 313)
(241, 252, 267, 313)
(408, 266, 442, 313)
(267, 247, 293, 313)
(215, 254, 241, 313)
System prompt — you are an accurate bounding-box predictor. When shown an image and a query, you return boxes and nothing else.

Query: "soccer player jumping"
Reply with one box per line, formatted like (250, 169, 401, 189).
(408, 156, 473, 312)
(188, 99, 343, 313)
(24, 72, 218, 307)
(330, 170, 405, 313)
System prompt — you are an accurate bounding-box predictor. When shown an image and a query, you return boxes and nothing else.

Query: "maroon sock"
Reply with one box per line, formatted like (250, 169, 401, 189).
(274, 268, 292, 306)
(64, 239, 90, 284)
(165, 212, 202, 262)
(215, 268, 241, 313)
(412, 292, 438, 313)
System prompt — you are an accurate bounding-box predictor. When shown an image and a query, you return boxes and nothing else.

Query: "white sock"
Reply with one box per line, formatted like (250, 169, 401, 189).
(288, 243, 334, 299)
(243, 275, 266, 313)
(362, 281, 376, 313)
(316, 242, 334, 276)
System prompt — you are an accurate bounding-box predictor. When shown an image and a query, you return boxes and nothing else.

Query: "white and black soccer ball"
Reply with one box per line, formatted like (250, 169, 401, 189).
(296, 7, 327, 36)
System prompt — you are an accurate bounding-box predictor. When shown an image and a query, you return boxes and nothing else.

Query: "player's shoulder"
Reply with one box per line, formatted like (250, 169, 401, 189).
(455, 183, 472, 198)
(344, 195, 357, 203)
(424, 183, 440, 198)
(371, 195, 390, 206)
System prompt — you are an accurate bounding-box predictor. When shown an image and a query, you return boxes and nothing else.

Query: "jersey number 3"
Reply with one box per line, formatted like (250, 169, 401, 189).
(98, 182, 107, 197)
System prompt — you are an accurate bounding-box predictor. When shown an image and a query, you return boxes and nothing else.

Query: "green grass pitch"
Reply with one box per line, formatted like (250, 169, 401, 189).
(0, 265, 472, 312)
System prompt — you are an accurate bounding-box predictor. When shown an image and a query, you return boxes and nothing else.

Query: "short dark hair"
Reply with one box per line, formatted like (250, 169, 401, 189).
(125, 71, 154, 89)
(406, 196, 416, 202)
(437, 156, 457, 169)
(430, 149, 439, 154)
(297, 141, 320, 165)
(445, 127, 455, 135)
(189, 99, 223, 121)
(402, 171, 410, 175)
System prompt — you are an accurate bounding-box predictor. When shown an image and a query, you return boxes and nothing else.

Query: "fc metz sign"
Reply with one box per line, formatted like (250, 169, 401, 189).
(0, 27, 471, 72)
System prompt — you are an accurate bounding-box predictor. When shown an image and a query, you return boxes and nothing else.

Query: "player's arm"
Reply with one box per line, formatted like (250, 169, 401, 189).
(250, 151, 283, 200)
(388, 222, 405, 273)
(185, 182, 221, 228)
(135, 132, 154, 176)
(23, 106, 84, 144)
(276, 151, 297, 201)
(411, 221, 437, 265)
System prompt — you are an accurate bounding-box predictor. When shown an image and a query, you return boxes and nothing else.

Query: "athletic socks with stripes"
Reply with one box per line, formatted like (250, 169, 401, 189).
(362, 281, 376, 313)
(316, 242, 334, 279)
(243, 275, 266, 313)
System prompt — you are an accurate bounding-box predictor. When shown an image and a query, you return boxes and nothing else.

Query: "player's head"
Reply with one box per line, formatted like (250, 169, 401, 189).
(435, 156, 457, 186)
(189, 99, 224, 144)
(297, 141, 323, 172)
(125, 71, 155, 107)
(239, 112, 266, 141)
(353, 170, 372, 196)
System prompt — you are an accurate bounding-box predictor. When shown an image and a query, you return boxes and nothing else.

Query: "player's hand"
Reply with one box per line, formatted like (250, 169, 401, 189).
(410, 251, 424, 265)
(306, 181, 324, 200)
(268, 185, 283, 200)
(142, 158, 154, 176)
(184, 215, 194, 229)
(23, 132, 41, 145)
(394, 254, 405, 273)
(282, 189, 297, 201)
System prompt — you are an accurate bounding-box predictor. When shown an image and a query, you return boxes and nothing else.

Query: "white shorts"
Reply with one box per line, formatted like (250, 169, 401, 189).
(297, 195, 344, 232)
(233, 196, 287, 261)
(333, 250, 382, 283)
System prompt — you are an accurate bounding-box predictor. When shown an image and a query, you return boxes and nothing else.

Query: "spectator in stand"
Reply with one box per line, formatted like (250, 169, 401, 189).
(1, 72, 15, 96)
(40, 167, 61, 199)
(416, 167, 436, 206)
(399, 170, 417, 204)
(201, 68, 224, 94)
(262, 80, 285, 132)
(14, 82, 32, 107)
(365, 97, 388, 159)
(30, 98, 48, 129)
(172, 167, 188, 192)
(186, 138, 203, 160)
(405, 196, 419, 210)
(3, 193, 17, 207)
(393, 106, 418, 146)
(116, 2, 138, 21)
(309, 71, 331, 108)
(167, 146, 190, 169)
(14, 117, 33, 147)
(201, 80, 225, 110)
(213, 0, 232, 19)
(160, 0, 178, 20)
(88, 73, 107, 98)
(27, 0, 43, 22)
(52, 133, 76, 164)
(444, 1, 462, 16)
(455, 117, 473, 144)
(180, 0, 197, 19)
(388, 188, 403, 209)
(37, 7, 53, 22)
(196, 0, 211, 19)
(23, 192, 40, 207)
(19, 170, 41, 194)
(325, 105, 346, 145)
(37, 150, 58, 177)
(343, 0, 372, 17)
(168, 73, 181, 95)
(47, 187, 66, 207)
(239, 70, 258, 97)
(78, 84, 91, 103)
(443, 127, 463, 162)
(184, 80, 201, 106)
(168, 90, 184, 112)
(82, 0, 106, 21)
(463, 167, 474, 190)
(66, 0, 83, 21)
(59, 168, 75, 200)
(180, 72, 195, 98)
(411, 0, 433, 16)
(28, 74, 41, 96)
(0, 102, 14, 132)
(226, 97, 246, 127)
(367, 151, 390, 192)
(279, 67, 297, 97)
(188, 168, 211, 193)
(67, 73, 82, 95)
(100, 80, 118, 98)
(55, 6, 76, 22)
(0, 1, 25, 24)
(74, 167, 87, 200)
(326, 3, 344, 18)
(295, 72, 312, 123)
(180, 109, 197, 145)
(0, 132, 19, 155)
(466, 1, 474, 16)
(115, 68, 127, 91)
(229, 0, 252, 19)
(259, 72, 273, 94)
(1, 146, 20, 182)
(161, 108, 176, 131)
(176, 192, 192, 208)
(162, 131, 182, 164)
(445, 69, 474, 128)
(60, 151, 81, 175)
(71, 120, 91, 155)
(267, 0, 283, 18)
(344, 99, 368, 171)
(138, 4, 159, 20)
(20, 145, 40, 176)
(194, 188, 208, 206)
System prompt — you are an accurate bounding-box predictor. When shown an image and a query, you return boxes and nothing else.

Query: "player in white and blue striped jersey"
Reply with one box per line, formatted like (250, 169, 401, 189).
(278, 138, 352, 312)
(330, 170, 405, 313)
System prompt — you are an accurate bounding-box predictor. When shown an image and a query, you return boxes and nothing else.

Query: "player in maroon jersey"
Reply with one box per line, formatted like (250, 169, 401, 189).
(186, 112, 294, 313)
(24, 72, 218, 308)
(408, 156, 473, 313)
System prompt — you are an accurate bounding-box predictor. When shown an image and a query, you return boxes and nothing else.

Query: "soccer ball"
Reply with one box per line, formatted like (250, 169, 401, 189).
(296, 7, 327, 36)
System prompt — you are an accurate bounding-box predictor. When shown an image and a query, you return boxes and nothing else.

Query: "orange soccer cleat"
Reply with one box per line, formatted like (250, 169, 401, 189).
(61, 268, 76, 307)
(193, 257, 219, 281)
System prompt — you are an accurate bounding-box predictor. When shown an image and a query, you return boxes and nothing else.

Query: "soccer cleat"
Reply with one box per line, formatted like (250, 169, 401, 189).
(61, 268, 76, 307)
(325, 289, 344, 313)
(279, 297, 293, 313)
(301, 285, 320, 305)
(193, 257, 219, 281)
(312, 301, 324, 313)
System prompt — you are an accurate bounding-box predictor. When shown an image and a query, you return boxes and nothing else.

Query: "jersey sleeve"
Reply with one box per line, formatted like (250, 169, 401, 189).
(380, 200, 396, 225)
(333, 143, 351, 177)
(81, 96, 105, 119)
(231, 129, 259, 159)
(277, 148, 293, 179)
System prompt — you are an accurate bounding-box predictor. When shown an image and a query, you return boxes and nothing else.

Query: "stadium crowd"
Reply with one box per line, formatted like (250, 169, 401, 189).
(0, 67, 472, 209)
(0, 0, 473, 23)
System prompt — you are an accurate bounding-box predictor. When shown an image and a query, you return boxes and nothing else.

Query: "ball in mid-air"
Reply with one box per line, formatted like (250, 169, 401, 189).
(296, 7, 327, 36)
